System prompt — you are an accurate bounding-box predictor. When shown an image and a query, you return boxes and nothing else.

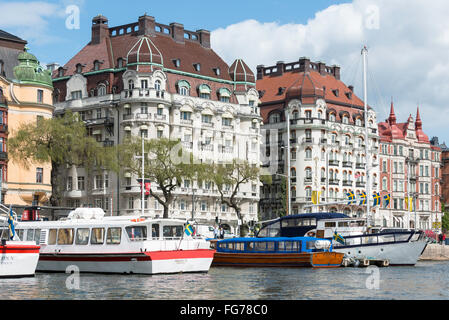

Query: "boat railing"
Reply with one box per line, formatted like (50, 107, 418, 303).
(332, 230, 422, 248)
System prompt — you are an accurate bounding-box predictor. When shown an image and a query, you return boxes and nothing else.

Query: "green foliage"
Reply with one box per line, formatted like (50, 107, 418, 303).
(118, 137, 205, 218)
(442, 203, 449, 232)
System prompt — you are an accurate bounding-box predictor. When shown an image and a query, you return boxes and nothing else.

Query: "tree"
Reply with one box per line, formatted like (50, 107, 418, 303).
(442, 203, 449, 233)
(8, 111, 118, 211)
(208, 159, 267, 236)
(118, 137, 203, 219)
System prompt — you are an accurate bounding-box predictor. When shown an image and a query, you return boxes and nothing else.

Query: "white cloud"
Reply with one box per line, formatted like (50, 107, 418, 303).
(211, 0, 449, 143)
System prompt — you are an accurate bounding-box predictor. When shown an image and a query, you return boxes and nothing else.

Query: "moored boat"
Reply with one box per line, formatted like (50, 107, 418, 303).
(212, 237, 344, 268)
(15, 208, 215, 275)
(0, 214, 40, 278)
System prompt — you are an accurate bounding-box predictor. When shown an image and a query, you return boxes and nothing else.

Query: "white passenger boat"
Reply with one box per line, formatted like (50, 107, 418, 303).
(15, 208, 215, 275)
(0, 215, 40, 278)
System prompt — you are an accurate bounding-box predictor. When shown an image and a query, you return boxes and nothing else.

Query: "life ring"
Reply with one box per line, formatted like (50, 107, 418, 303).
(306, 231, 316, 237)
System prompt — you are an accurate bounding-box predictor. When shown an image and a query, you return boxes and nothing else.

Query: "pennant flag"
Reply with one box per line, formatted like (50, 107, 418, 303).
(185, 224, 195, 237)
(383, 194, 391, 207)
(7, 206, 15, 241)
(333, 231, 345, 245)
(373, 193, 381, 206)
(359, 192, 367, 206)
(312, 191, 321, 204)
(347, 191, 356, 205)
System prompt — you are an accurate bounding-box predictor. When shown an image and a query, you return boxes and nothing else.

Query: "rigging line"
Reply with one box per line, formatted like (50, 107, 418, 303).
(367, 66, 389, 122)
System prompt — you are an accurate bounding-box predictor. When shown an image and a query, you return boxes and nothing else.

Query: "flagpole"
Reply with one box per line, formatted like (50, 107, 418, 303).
(362, 46, 371, 228)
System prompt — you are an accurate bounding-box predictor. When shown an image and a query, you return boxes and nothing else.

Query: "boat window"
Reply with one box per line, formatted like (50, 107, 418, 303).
(34, 229, 41, 245)
(247, 242, 255, 251)
(58, 228, 75, 245)
(338, 222, 349, 227)
(0, 228, 8, 240)
(126, 226, 147, 241)
(266, 242, 275, 251)
(48, 229, 57, 245)
(163, 225, 183, 238)
(75, 228, 90, 245)
(394, 233, 410, 242)
(151, 224, 160, 239)
(324, 222, 336, 228)
(377, 234, 394, 243)
(106, 228, 122, 244)
(235, 242, 245, 251)
(255, 242, 267, 251)
(26, 229, 35, 242)
(91, 228, 105, 245)
(306, 241, 316, 250)
(303, 219, 312, 226)
(257, 222, 280, 237)
(16, 229, 24, 241)
(227, 242, 235, 250)
(310, 218, 316, 225)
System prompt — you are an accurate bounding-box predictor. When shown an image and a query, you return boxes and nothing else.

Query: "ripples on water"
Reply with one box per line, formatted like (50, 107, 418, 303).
(1, 261, 448, 300)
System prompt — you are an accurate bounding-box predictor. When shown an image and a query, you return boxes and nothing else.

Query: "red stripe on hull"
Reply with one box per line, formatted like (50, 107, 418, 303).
(39, 249, 215, 262)
(0, 245, 40, 254)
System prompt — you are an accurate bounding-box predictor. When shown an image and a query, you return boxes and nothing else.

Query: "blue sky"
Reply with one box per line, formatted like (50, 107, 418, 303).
(1, 0, 449, 143)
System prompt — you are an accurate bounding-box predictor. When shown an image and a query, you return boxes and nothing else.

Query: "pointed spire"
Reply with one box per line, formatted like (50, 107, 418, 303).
(415, 105, 422, 130)
(388, 98, 396, 125)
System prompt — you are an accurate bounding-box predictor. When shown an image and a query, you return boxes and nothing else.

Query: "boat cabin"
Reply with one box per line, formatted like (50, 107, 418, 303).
(316, 218, 366, 238)
(216, 237, 332, 254)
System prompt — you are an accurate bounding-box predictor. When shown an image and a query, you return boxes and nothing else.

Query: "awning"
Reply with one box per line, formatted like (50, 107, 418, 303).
(124, 126, 131, 131)
(198, 84, 211, 94)
(218, 88, 231, 97)
(180, 105, 193, 112)
(202, 109, 214, 116)
(222, 112, 234, 119)
(157, 104, 164, 109)
(93, 130, 102, 135)
(124, 172, 131, 178)
(177, 80, 191, 89)
(157, 125, 165, 130)
(140, 125, 148, 130)
(123, 103, 131, 109)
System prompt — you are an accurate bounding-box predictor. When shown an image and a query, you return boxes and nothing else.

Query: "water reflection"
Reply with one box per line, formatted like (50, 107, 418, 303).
(0, 261, 448, 300)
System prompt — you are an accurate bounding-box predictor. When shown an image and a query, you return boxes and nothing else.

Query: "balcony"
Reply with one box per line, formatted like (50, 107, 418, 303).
(135, 113, 151, 120)
(356, 181, 366, 188)
(329, 179, 340, 186)
(343, 161, 353, 168)
(84, 116, 114, 127)
(303, 137, 314, 144)
(200, 144, 214, 152)
(356, 162, 365, 169)
(154, 114, 167, 121)
(343, 180, 353, 186)
(304, 177, 313, 184)
(329, 160, 340, 166)
(0, 152, 7, 161)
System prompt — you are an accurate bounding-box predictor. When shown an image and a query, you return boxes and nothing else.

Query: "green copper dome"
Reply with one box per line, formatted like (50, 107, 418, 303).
(13, 48, 53, 87)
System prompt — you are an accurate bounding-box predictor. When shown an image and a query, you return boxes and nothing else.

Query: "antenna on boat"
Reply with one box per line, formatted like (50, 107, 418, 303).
(361, 46, 372, 228)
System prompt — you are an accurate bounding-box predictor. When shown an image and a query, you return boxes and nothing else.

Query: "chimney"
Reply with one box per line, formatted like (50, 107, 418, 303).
(332, 65, 341, 80)
(196, 29, 211, 48)
(91, 15, 109, 45)
(170, 22, 184, 43)
(318, 61, 326, 75)
(299, 57, 310, 72)
(138, 14, 155, 36)
(256, 65, 265, 80)
(276, 61, 284, 76)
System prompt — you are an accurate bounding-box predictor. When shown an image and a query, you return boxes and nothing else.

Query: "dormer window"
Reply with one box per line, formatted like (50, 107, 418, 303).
(57, 68, 65, 78)
(177, 80, 191, 96)
(117, 58, 124, 69)
(198, 84, 211, 100)
(98, 84, 107, 96)
(277, 87, 286, 95)
(0, 60, 4, 76)
(194, 63, 201, 72)
(213, 68, 221, 76)
(76, 64, 83, 74)
(173, 59, 181, 68)
(218, 88, 231, 103)
(93, 60, 101, 71)
(332, 89, 339, 97)
(329, 112, 336, 122)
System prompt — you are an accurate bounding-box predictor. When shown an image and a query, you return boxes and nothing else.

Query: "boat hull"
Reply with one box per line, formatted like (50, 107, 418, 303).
(334, 240, 428, 266)
(37, 249, 215, 274)
(0, 242, 40, 278)
(212, 251, 344, 268)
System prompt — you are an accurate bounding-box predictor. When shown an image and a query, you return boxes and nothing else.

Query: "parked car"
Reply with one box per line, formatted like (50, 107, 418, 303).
(194, 224, 215, 239)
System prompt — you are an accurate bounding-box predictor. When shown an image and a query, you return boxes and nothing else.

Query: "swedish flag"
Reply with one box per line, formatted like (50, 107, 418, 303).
(185, 224, 195, 237)
(373, 193, 381, 206)
(347, 191, 355, 205)
(7, 206, 15, 241)
(359, 192, 367, 205)
(383, 194, 391, 207)
(333, 231, 345, 245)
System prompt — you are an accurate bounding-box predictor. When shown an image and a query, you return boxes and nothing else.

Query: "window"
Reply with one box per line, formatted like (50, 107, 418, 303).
(57, 228, 74, 245)
(329, 113, 336, 122)
(157, 130, 163, 138)
(36, 168, 43, 184)
(163, 225, 183, 238)
(67, 176, 73, 191)
(222, 117, 232, 127)
(141, 80, 148, 89)
(106, 228, 121, 244)
(71, 91, 82, 100)
(37, 89, 43, 103)
(202, 114, 212, 124)
(128, 80, 135, 90)
(220, 96, 230, 103)
(98, 85, 107, 96)
(95, 175, 103, 190)
(181, 111, 192, 121)
(75, 228, 89, 245)
(154, 80, 161, 91)
(269, 113, 280, 124)
(179, 86, 189, 96)
(94, 61, 100, 71)
(48, 229, 57, 245)
(128, 197, 134, 209)
(151, 224, 160, 238)
(117, 58, 124, 69)
(91, 228, 105, 245)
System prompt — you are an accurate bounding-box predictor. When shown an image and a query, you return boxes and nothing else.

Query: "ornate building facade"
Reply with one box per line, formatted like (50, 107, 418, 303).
(258, 58, 380, 222)
(378, 104, 442, 230)
(52, 15, 262, 232)
(0, 30, 53, 207)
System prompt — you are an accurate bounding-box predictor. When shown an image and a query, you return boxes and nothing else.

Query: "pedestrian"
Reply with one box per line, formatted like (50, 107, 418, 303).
(439, 233, 444, 245)
(443, 233, 447, 245)
(220, 227, 224, 239)
(214, 226, 219, 239)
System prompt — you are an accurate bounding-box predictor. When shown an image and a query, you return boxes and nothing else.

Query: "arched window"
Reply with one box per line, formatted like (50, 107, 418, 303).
(177, 80, 191, 96)
(305, 167, 312, 179)
(198, 84, 211, 100)
(321, 168, 326, 179)
(329, 112, 336, 122)
(305, 187, 311, 198)
(305, 148, 312, 159)
(291, 167, 296, 178)
(355, 117, 362, 126)
(342, 115, 349, 124)
(97, 84, 107, 96)
(154, 80, 161, 92)
(317, 111, 322, 119)
(292, 111, 299, 119)
(269, 113, 280, 124)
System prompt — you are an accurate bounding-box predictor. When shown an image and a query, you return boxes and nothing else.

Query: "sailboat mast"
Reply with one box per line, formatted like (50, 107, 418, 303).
(362, 46, 371, 227)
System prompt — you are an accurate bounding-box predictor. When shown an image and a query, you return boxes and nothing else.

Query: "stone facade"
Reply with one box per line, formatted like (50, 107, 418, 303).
(52, 15, 262, 233)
